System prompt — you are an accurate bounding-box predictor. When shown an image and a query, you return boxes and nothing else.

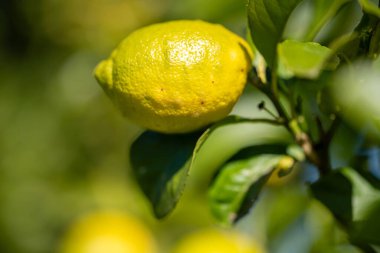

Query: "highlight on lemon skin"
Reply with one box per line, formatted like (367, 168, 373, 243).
(94, 20, 254, 134)
(59, 211, 157, 253)
(171, 228, 266, 253)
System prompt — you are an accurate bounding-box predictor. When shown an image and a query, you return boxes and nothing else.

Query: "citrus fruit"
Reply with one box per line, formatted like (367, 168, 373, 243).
(266, 156, 296, 187)
(59, 211, 157, 253)
(94, 20, 253, 133)
(171, 228, 265, 253)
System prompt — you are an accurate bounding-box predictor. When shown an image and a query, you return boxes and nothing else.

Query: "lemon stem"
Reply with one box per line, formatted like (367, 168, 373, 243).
(250, 65, 331, 175)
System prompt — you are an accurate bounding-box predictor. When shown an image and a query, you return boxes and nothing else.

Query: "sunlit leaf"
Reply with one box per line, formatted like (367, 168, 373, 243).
(278, 40, 339, 79)
(209, 154, 285, 225)
(247, 0, 302, 67)
(130, 115, 292, 218)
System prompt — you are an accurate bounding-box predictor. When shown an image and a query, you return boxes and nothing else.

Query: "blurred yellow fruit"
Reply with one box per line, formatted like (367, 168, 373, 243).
(171, 228, 265, 253)
(266, 156, 296, 187)
(59, 211, 157, 253)
(95, 20, 253, 133)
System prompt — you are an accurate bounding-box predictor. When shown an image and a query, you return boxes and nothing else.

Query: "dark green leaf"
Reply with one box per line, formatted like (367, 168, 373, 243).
(352, 202, 380, 245)
(278, 40, 339, 79)
(341, 11, 380, 59)
(130, 131, 201, 218)
(209, 154, 285, 225)
(131, 116, 293, 219)
(311, 167, 380, 246)
(247, 0, 302, 67)
(310, 170, 353, 223)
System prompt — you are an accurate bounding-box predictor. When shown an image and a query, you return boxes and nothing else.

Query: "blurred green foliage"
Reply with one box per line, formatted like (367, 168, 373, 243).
(0, 1, 375, 253)
(0, 1, 250, 252)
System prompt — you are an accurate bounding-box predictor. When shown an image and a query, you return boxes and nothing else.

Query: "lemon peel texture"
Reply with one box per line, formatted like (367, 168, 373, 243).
(95, 20, 253, 133)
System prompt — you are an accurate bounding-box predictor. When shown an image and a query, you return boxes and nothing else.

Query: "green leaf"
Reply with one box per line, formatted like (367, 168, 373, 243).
(311, 170, 353, 223)
(130, 116, 293, 219)
(209, 154, 285, 226)
(247, 0, 303, 67)
(278, 40, 339, 79)
(358, 0, 380, 18)
(374, 55, 380, 67)
(311, 167, 380, 246)
(285, 72, 336, 143)
(330, 60, 380, 141)
(341, 11, 380, 59)
(130, 131, 201, 218)
(304, 0, 351, 41)
(190, 116, 293, 179)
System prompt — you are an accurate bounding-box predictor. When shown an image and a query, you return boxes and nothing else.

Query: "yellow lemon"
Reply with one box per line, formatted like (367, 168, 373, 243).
(267, 156, 296, 187)
(171, 228, 265, 253)
(59, 211, 157, 253)
(95, 20, 253, 133)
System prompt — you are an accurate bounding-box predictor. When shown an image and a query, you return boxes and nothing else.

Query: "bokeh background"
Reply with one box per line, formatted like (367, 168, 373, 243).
(0, 0, 369, 253)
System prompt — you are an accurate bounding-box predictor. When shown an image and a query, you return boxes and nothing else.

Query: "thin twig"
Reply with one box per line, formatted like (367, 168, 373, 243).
(239, 117, 285, 126)
(250, 67, 329, 175)
(324, 116, 340, 146)
(316, 116, 325, 139)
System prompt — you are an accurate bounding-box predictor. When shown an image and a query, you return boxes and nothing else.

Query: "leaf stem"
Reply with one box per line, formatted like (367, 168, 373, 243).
(238, 117, 285, 126)
(271, 64, 279, 99)
(249, 68, 330, 175)
(324, 116, 340, 146)
(369, 20, 380, 58)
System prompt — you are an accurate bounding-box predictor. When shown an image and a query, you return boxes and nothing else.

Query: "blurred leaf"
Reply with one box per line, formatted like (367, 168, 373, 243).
(352, 202, 380, 246)
(286, 72, 335, 141)
(311, 167, 380, 246)
(209, 154, 284, 225)
(278, 40, 339, 79)
(358, 0, 380, 18)
(247, 0, 302, 67)
(304, 0, 351, 41)
(267, 188, 310, 239)
(130, 131, 201, 218)
(341, 10, 380, 59)
(167, 0, 246, 22)
(374, 55, 380, 67)
(190, 116, 293, 178)
(310, 170, 354, 223)
(330, 60, 380, 141)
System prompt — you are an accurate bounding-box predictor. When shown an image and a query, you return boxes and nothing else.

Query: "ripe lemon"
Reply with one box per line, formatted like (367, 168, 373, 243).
(171, 228, 265, 253)
(59, 211, 157, 253)
(95, 20, 253, 133)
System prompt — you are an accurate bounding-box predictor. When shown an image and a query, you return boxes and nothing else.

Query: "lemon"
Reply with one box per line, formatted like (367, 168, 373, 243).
(59, 211, 157, 253)
(267, 156, 296, 187)
(95, 20, 253, 133)
(171, 228, 265, 253)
